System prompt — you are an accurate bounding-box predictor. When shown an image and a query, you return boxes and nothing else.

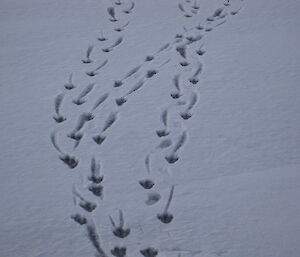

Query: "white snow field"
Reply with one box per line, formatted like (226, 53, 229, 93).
(0, 0, 300, 256)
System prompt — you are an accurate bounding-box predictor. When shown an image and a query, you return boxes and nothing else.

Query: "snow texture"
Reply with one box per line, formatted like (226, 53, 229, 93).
(0, 0, 300, 256)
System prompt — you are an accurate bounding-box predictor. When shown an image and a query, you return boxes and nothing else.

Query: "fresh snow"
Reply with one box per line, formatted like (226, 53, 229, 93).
(0, 0, 300, 256)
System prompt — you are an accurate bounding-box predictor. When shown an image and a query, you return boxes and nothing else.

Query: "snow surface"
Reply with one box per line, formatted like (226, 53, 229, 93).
(0, 0, 300, 256)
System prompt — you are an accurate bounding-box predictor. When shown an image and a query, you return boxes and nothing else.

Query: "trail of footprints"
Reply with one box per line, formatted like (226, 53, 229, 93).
(138, 0, 244, 232)
(51, 0, 244, 256)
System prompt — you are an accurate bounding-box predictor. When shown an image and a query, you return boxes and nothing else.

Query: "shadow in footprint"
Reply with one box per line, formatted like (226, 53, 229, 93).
(64, 73, 76, 90)
(196, 48, 206, 56)
(86, 60, 108, 76)
(59, 154, 79, 169)
(171, 92, 182, 99)
(123, 2, 135, 14)
(88, 157, 104, 184)
(115, 21, 129, 32)
(116, 97, 127, 106)
(180, 61, 189, 67)
(93, 134, 106, 145)
(53, 116, 66, 123)
(145, 55, 154, 62)
(176, 45, 186, 59)
(73, 83, 95, 105)
(103, 37, 123, 53)
(68, 131, 83, 142)
(79, 201, 97, 212)
(71, 213, 87, 225)
(157, 186, 175, 224)
(73, 186, 97, 212)
(109, 210, 130, 238)
(165, 154, 179, 164)
(108, 7, 118, 22)
(156, 129, 170, 138)
(98, 31, 108, 41)
(145, 192, 161, 205)
(181, 91, 198, 120)
(53, 93, 66, 123)
(157, 139, 172, 149)
(89, 184, 103, 199)
(114, 80, 123, 87)
(146, 70, 157, 78)
(180, 112, 192, 120)
(82, 45, 93, 64)
(140, 248, 158, 257)
(111, 246, 126, 257)
(139, 179, 155, 189)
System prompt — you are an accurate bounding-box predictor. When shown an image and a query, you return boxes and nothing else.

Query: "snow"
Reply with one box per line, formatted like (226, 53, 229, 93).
(0, 0, 300, 256)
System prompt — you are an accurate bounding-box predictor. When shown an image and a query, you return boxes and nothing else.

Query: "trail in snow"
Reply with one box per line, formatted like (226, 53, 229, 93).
(50, 0, 245, 255)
